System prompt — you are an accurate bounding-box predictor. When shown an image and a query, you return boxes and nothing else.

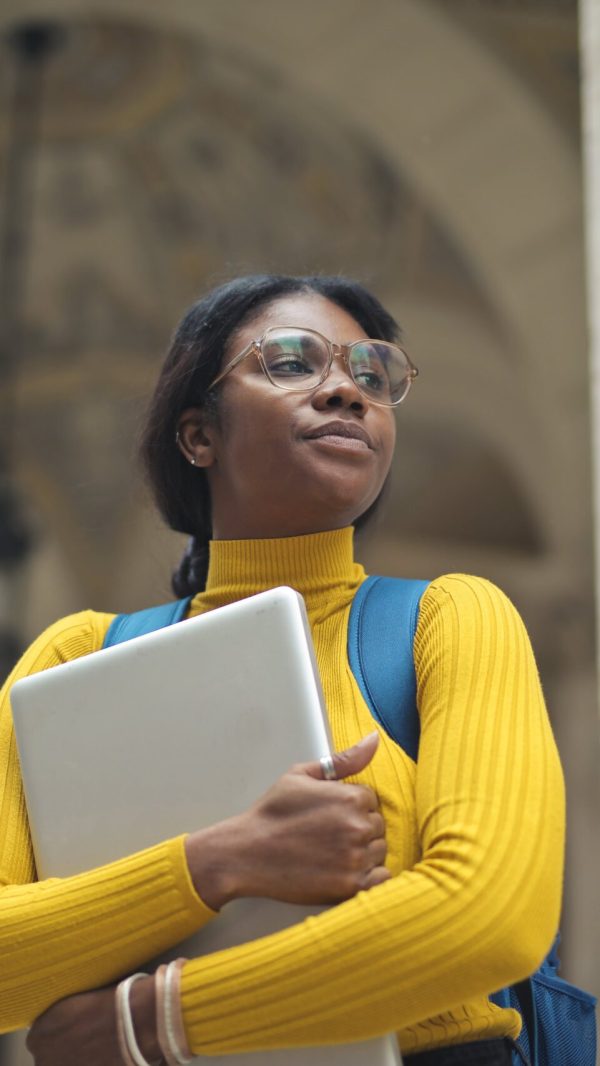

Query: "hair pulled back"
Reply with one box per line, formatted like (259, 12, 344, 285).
(140, 274, 401, 598)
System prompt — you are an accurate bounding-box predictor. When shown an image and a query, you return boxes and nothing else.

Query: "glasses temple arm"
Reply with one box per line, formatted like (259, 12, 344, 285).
(209, 341, 257, 390)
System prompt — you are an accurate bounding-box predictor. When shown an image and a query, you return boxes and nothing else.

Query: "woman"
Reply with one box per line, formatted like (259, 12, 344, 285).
(0, 275, 564, 1065)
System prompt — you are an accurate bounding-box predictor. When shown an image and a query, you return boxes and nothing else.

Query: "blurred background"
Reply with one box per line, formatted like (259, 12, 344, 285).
(0, 0, 598, 1061)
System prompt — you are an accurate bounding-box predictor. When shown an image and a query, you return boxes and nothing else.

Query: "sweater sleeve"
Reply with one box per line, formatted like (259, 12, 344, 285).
(0, 612, 216, 1033)
(178, 574, 565, 1055)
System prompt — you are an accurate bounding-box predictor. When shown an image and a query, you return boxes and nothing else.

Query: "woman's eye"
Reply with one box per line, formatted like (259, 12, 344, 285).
(354, 367, 386, 391)
(268, 356, 314, 376)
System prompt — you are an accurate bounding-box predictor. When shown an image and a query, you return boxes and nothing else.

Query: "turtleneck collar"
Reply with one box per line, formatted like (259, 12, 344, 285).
(188, 527, 365, 617)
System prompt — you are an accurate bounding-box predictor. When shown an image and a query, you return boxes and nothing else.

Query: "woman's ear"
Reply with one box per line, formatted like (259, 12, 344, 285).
(176, 407, 217, 468)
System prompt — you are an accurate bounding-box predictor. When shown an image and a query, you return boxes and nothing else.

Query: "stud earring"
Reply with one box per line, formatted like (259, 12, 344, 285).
(175, 430, 195, 465)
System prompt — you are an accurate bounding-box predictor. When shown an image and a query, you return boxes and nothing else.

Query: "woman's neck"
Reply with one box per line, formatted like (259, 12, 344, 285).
(188, 527, 366, 616)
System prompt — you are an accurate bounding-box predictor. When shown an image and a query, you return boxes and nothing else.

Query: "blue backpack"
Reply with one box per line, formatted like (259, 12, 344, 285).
(104, 575, 597, 1066)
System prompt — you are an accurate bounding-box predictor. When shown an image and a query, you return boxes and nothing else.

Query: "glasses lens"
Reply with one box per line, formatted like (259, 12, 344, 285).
(261, 328, 329, 390)
(349, 342, 412, 405)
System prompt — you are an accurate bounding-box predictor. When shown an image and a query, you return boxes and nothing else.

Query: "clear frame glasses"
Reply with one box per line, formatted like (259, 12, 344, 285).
(208, 326, 418, 407)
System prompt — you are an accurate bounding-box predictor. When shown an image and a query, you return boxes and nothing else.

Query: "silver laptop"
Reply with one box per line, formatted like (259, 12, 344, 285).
(11, 586, 401, 1066)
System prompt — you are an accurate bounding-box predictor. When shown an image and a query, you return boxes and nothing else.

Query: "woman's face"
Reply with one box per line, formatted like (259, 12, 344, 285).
(178, 293, 397, 539)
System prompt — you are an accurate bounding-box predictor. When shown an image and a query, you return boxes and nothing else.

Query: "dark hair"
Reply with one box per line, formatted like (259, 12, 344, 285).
(139, 274, 401, 597)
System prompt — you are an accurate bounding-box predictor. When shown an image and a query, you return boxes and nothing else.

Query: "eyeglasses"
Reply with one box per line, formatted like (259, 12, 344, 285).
(208, 326, 418, 407)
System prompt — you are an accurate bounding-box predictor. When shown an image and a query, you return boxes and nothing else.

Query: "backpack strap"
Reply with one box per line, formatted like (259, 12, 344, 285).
(103, 597, 191, 648)
(512, 932, 560, 1066)
(347, 575, 429, 761)
(514, 978, 538, 1066)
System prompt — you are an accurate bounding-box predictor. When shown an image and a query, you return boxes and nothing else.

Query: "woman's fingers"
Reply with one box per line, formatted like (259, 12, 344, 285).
(362, 865, 392, 890)
(299, 731, 380, 782)
(367, 811, 385, 840)
(365, 836, 387, 869)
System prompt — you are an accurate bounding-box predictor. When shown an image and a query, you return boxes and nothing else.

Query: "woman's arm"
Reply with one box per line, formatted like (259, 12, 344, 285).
(1, 613, 388, 1033)
(163, 575, 564, 1055)
(0, 612, 217, 1032)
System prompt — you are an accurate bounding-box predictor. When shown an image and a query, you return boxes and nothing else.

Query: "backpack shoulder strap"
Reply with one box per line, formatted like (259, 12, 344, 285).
(348, 575, 429, 761)
(514, 978, 538, 1066)
(103, 597, 191, 648)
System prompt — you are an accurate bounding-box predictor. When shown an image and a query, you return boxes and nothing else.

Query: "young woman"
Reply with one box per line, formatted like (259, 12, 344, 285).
(0, 275, 564, 1065)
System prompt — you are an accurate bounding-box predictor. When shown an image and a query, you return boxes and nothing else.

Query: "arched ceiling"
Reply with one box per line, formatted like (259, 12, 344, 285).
(0, 0, 589, 621)
(431, 0, 580, 141)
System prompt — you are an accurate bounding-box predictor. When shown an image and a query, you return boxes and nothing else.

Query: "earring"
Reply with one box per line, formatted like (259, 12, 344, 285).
(175, 430, 195, 465)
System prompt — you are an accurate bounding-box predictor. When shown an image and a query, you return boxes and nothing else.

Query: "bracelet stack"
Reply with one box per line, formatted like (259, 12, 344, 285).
(115, 959, 193, 1066)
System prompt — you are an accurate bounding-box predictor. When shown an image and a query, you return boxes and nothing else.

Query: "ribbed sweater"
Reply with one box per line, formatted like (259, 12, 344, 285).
(0, 528, 564, 1056)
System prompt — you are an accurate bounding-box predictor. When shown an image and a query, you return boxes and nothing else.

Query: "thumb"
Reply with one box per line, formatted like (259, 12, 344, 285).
(302, 731, 380, 781)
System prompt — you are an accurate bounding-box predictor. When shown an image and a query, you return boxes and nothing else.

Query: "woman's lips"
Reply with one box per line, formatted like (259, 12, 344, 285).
(304, 421, 373, 450)
(308, 434, 370, 451)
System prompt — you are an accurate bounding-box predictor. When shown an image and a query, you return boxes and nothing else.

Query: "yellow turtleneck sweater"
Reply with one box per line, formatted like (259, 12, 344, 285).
(0, 529, 564, 1056)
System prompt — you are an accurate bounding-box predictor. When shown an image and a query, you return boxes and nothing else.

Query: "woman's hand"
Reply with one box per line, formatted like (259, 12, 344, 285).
(27, 976, 159, 1066)
(26, 985, 119, 1066)
(185, 731, 390, 909)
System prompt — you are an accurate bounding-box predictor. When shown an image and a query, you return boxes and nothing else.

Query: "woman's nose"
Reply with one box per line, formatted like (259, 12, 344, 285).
(310, 355, 368, 413)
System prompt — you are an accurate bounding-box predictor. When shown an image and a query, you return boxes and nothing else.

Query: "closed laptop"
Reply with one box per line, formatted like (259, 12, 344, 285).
(11, 586, 401, 1066)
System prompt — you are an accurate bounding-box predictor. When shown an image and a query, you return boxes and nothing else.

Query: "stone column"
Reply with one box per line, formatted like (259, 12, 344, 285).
(578, 0, 600, 1035)
(581, 0, 600, 672)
